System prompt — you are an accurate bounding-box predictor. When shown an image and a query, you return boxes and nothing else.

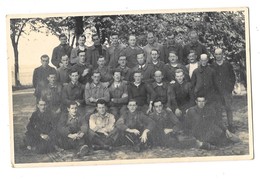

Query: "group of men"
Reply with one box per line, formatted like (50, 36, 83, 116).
(24, 30, 240, 157)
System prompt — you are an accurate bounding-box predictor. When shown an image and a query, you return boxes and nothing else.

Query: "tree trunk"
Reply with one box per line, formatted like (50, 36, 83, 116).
(74, 16, 84, 46)
(13, 43, 21, 86)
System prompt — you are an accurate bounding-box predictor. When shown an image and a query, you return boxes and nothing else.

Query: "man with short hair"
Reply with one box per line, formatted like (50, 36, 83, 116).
(211, 48, 236, 132)
(115, 100, 155, 152)
(51, 34, 72, 68)
(70, 34, 88, 65)
(165, 50, 190, 83)
(88, 33, 107, 69)
(62, 70, 85, 112)
(163, 32, 183, 64)
(106, 32, 125, 68)
(71, 50, 92, 85)
(151, 70, 172, 110)
(183, 30, 209, 65)
(38, 72, 62, 115)
(115, 52, 132, 82)
(186, 50, 199, 78)
(185, 96, 240, 150)
(108, 70, 128, 119)
(130, 50, 154, 83)
(124, 34, 143, 68)
(148, 49, 167, 78)
(88, 99, 117, 150)
(24, 99, 56, 154)
(149, 100, 181, 147)
(32, 54, 56, 94)
(56, 54, 71, 86)
(169, 69, 195, 120)
(57, 101, 91, 157)
(128, 71, 156, 114)
(84, 71, 110, 115)
(191, 54, 218, 106)
(95, 55, 113, 83)
(143, 32, 164, 64)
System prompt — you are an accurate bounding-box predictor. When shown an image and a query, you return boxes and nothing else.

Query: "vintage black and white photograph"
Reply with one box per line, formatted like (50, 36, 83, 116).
(7, 7, 253, 167)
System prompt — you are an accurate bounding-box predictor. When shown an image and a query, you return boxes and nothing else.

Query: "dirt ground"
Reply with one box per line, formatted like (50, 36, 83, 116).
(12, 88, 250, 164)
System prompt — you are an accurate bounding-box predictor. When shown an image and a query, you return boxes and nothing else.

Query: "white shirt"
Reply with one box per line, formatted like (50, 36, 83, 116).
(189, 63, 199, 77)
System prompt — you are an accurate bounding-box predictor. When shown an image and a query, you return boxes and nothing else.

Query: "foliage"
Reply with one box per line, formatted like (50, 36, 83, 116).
(10, 11, 247, 86)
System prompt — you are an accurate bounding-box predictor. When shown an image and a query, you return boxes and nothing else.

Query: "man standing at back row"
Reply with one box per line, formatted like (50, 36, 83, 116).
(51, 34, 72, 68)
(211, 48, 236, 132)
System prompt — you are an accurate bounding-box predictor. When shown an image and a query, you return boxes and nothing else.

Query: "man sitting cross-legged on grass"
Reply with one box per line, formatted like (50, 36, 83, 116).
(88, 99, 117, 151)
(24, 98, 57, 154)
(115, 99, 155, 152)
(57, 101, 91, 157)
(185, 96, 240, 150)
(149, 100, 182, 147)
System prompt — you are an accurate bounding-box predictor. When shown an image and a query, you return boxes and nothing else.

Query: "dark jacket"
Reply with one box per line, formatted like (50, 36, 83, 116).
(116, 110, 155, 132)
(211, 61, 236, 94)
(128, 82, 156, 106)
(191, 65, 218, 102)
(51, 44, 72, 68)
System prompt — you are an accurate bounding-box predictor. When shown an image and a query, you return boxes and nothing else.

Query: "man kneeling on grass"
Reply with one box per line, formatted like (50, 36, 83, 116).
(57, 101, 91, 157)
(115, 99, 155, 152)
(24, 98, 57, 154)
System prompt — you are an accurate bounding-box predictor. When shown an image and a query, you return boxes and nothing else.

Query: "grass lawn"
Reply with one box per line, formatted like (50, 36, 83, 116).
(11, 88, 251, 164)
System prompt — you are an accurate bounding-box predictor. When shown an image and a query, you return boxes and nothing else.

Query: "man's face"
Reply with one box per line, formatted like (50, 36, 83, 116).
(147, 33, 155, 45)
(128, 101, 137, 113)
(48, 74, 56, 84)
(118, 56, 127, 67)
(168, 53, 178, 63)
(97, 57, 105, 67)
(92, 35, 100, 46)
(78, 52, 86, 63)
(92, 73, 101, 84)
(214, 51, 223, 62)
(111, 35, 119, 45)
(137, 54, 145, 65)
(113, 72, 121, 82)
(189, 33, 198, 44)
(166, 35, 175, 45)
(61, 56, 69, 67)
(78, 36, 86, 46)
(153, 101, 163, 114)
(60, 36, 67, 45)
(37, 100, 47, 113)
(68, 104, 78, 117)
(187, 53, 197, 63)
(133, 73, 142, 84)
(41, 57, 49, 67)
(128, 36, 136, 47)
(196, 97, 206, 109)
(69, 72, 79, 83)
(151, 50, 159, 62)
(154, 71, 163, 83)
(96, 103, 106, 116)
(175, 72, 184, 84)
(200, 56, 208, 66)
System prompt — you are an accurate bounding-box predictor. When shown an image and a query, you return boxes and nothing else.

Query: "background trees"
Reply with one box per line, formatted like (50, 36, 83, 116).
(9, 10, 246, 87)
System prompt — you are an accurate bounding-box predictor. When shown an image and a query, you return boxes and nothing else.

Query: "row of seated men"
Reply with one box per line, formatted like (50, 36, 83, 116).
(24, 96, 240, 157)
